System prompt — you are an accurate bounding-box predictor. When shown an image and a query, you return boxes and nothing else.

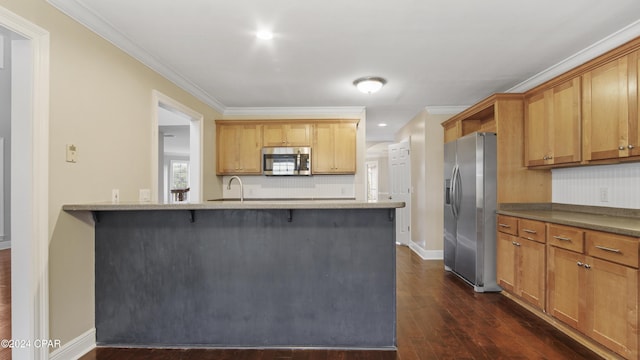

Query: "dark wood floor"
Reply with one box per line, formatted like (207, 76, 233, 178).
(81, 246, 602, 360)
(0, 249, 10, 360)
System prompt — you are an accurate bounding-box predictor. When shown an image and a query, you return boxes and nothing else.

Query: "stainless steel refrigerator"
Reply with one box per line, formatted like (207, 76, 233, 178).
(443, 132, 500, 292)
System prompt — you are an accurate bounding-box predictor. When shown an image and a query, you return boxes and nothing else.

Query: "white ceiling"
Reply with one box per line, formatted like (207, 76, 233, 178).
(49, 0, 640, 141)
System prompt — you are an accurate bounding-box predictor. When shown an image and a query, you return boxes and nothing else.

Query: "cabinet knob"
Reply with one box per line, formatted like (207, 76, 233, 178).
(619, 146, 626, 150)
(584, 264, 591, 269)
(629, 144, 635, 149)
(577, 261, 584, 267)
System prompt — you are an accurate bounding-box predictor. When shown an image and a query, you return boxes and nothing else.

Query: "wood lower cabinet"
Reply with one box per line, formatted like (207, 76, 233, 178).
(547, 226, 639, 359)
(496, 216, 546, 310)
(312, 121, 357, 174)
(216, 123, 262, 174)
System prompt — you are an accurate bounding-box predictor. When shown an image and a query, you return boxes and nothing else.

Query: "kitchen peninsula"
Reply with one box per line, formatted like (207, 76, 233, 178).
(63, 200, 404, 349)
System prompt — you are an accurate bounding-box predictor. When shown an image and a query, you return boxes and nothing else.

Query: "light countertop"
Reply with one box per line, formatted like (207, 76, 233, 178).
(62, 199, 405, 211)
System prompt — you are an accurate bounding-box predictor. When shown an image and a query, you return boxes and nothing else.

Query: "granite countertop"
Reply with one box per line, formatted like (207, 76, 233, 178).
(497, 203, 640, 237)
(62, 199, 406, 211)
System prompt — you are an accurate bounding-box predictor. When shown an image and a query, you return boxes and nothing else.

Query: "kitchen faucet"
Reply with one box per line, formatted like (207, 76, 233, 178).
(227, 176, 244, 202)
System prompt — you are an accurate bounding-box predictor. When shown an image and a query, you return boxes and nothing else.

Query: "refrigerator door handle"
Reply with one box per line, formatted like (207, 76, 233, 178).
(451, 165, 460, 219)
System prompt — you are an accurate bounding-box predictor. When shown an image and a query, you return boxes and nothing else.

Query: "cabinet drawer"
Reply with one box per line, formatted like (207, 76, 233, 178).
(497, 215, 518, 236)
(586, 231, 639, 268)
(548, 224, 584, 253)
(518, 219, 546, 243)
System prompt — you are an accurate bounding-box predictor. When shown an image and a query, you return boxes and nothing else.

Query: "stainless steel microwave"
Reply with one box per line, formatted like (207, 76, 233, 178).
(262, 147, 311, 176)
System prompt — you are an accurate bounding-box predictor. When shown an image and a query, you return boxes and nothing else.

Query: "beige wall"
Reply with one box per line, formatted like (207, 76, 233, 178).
(0, 0, 222, 346)
(395, 109, 453, 254)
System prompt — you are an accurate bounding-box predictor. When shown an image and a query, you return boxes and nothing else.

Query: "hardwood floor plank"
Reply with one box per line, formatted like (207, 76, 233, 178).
(79, 246, 603, 360)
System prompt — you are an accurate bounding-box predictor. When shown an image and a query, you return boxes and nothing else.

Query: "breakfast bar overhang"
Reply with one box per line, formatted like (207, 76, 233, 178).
(63, 200, 404, 350)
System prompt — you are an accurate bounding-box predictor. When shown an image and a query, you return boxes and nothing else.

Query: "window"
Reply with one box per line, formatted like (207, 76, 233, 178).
(170, 160, 189, 190)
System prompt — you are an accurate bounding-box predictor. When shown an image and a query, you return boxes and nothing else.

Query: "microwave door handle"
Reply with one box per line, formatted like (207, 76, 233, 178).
(295, 152, 301, 174)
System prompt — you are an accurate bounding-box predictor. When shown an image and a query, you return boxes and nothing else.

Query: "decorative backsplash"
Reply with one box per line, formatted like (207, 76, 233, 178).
(552, 162, 640, 209)
(222, 175, 356, 199)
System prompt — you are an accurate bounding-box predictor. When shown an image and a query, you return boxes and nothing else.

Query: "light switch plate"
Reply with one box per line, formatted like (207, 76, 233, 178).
(139, 189, 151, 202)
(66, 144, 78, 163)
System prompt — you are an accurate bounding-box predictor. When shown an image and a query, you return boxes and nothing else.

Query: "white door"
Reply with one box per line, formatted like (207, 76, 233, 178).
(389, 140, 411, 246)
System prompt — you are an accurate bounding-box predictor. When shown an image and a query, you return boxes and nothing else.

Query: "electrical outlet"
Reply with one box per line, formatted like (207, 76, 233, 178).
(599, 187, 609, 202)
(139, 189, 151, 202)
(112, 189, 120, 203)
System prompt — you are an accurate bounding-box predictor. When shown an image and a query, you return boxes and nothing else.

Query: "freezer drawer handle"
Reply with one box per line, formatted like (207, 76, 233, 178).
(594, 245, 621, 254)
(522, 229, 537, 234)
(498, 223, 511, 228)
(553, 235, 571, 241)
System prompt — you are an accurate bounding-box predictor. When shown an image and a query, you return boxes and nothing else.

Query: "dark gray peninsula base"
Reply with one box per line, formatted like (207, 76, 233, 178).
(65, 201, 402, 350)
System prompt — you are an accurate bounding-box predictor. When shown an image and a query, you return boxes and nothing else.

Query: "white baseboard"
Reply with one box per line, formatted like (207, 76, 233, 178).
(408, 241, 443, 260)
(0, 240, 10, 250)
(50, 328, 95, 360)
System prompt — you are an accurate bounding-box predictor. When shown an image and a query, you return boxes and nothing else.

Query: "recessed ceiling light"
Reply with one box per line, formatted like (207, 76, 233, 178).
(256, 30, 274, 40)
(353, 76, 387, 94)
(378, 123, 388, 127)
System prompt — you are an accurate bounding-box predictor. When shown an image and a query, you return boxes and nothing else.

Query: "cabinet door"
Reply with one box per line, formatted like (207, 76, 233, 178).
(518, 239, 546, 310)
(551, 78, 581, 165)
(631, 50, 640, 157)
(547, 246, 583, 330)
(312, 123, 334, 173)
(217, 125, 240, 174)
(332, 122, 357, 173)
(497, 232, 517, 293)
(524, 91, 550, 166)
(285, 123, 311, 146)
(237, 124, 262, 173)
(584, 257, 638, 359)
(583, 57, 630, 161)
(263, 124, 286, 146)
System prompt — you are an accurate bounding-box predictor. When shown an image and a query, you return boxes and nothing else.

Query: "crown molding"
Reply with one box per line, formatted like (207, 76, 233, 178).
(46, 0, 226, 113)
(223, 106, 366, 117)
(424, 105, 469, 115)
(507, 19, 640, 93)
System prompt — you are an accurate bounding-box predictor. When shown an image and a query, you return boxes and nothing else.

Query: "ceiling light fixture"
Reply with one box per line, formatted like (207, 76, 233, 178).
(256, 30, 274, 40)
(353, 76, 387, 94)
(378, 123, 388, 127)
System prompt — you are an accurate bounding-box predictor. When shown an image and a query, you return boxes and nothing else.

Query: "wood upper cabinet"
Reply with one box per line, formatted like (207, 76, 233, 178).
(582, 53, 637, 161)
(216, 122, 262, 175)
(524, 78, 581, 167)
(263, 123, 311, 147)
(496, 216, 546, 310)
(312, 121, 357, 174)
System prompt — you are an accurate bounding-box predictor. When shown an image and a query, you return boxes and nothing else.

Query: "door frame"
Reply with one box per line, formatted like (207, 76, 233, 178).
(151, 90, 203, 203)
(0, 6, 50, 360)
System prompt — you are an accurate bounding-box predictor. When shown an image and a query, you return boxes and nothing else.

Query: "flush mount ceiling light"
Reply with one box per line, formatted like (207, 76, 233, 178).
(256, 30, 274, 40)
(353, 76, 387, 94)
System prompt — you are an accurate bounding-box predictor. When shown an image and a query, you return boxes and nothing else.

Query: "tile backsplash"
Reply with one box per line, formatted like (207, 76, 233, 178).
(552, 162, 640, 209)
(221, 175, 356, 199)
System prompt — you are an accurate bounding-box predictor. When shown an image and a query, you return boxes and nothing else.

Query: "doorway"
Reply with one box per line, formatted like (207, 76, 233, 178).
(152, 91, 203, 203)
(0, 6, 50, 360)
(365, 161, 379, 201)
(389, 139, 411, 246)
